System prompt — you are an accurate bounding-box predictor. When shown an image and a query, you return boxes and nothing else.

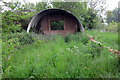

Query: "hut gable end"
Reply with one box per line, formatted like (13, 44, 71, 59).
(27, 9, 84, 35)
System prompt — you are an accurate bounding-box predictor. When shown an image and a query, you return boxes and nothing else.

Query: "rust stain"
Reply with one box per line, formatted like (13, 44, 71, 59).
(40, 14, 78, 36)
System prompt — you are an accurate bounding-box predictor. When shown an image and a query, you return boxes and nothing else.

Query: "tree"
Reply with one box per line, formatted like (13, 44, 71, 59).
(52, 1, 99, 29)
(87, 0, 107, 16)
(35, 2, 47, 11)
(106, 8, 120, 23)
(2, 1, 36, 33)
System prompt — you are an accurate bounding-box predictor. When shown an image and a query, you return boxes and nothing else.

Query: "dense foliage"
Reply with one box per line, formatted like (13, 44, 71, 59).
(1, 0, 119, 79)
(106, 8, 120, 33)
(2, 31, 119, 78)
(106, 8, 120, 23)
(2, 2, 35, 33)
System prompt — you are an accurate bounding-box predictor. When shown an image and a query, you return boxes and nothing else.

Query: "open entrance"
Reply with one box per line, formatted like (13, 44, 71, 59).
(50, 21, 64, 30)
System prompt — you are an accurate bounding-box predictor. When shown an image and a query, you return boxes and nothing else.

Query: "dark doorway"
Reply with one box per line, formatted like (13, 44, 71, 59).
(50, 21, 64, 30)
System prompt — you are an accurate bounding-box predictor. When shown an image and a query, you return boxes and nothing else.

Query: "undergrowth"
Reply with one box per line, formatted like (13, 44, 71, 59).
(2, 31, 119, 78)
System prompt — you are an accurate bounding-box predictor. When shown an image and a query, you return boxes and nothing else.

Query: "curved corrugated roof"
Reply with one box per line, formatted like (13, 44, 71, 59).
(27, 9, 84, 32)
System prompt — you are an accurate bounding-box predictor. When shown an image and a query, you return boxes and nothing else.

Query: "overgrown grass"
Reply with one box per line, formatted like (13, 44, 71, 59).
(86, 30, 118, 50)
(0, 32, 2, 80)
(2, 30, 119, 78)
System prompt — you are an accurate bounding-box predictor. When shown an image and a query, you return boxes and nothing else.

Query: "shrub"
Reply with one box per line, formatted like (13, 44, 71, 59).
(2, 32, 35, 71)
(105, 22, 119, 32)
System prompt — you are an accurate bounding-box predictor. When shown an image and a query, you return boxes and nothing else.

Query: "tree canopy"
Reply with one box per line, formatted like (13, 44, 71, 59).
(106, 8, 120, 23)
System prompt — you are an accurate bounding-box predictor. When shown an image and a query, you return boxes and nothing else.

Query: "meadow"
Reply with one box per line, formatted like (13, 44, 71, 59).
(2, 30, 119, 78)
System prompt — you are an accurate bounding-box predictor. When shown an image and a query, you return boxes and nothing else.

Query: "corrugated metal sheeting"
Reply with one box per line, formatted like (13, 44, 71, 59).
(27, 9, 84, 33)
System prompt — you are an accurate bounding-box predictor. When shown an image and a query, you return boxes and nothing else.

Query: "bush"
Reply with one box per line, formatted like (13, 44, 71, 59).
(2, 9, 35, 33)
(2, 32, 35, 71)
(105, 22, 119, 32)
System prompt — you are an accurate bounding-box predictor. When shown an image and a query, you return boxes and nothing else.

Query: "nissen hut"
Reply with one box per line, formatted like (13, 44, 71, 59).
(27, 9, 84, 35)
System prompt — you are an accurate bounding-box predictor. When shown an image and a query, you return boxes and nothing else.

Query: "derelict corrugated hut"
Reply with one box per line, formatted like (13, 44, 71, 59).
(27, 9, 84, 35)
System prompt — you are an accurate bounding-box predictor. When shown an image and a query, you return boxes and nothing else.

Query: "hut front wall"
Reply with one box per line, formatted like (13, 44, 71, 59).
(40, 14, 78, 35)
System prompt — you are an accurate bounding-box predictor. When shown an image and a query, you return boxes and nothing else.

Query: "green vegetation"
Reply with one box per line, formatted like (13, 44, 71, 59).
(51, 21, 64, 30)
(0, 30, 2, 80)
(106, 8, 120, 23)
(86, 30, 118, 50)
(1, 0, 119, 79)
(2, 31, 119, 78)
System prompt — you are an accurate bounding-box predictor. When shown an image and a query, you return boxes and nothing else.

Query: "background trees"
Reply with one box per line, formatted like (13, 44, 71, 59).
(106, 8, 120, 23)
(105, 8, 119, 32)
(1, 0, 119, 33)
(2, 1, 101, 32)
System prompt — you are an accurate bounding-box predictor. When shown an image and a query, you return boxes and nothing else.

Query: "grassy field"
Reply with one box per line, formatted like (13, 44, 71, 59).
(2, 30, 119, 78)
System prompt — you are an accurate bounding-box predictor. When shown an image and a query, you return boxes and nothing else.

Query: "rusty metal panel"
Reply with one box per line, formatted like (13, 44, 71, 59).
(39, 14, 77, 36)
(40, 16, 49, 30)
(64, 15, 77, 30)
